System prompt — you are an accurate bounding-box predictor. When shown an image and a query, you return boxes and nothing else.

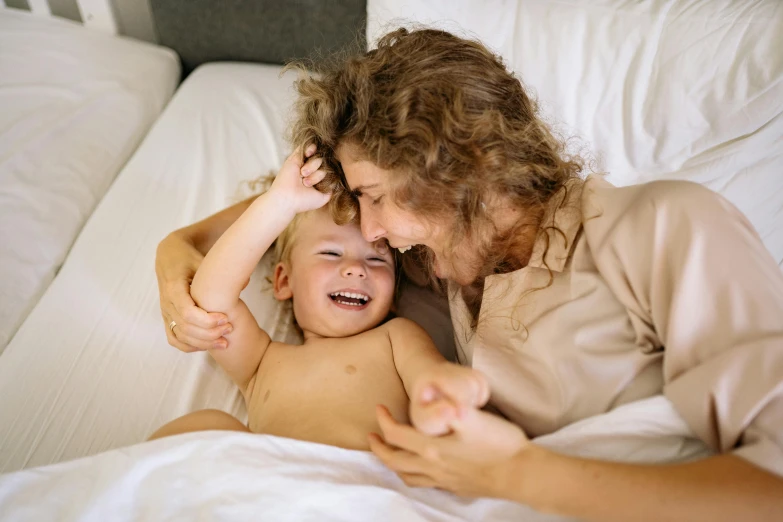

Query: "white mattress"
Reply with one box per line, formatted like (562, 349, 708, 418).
(0, 62, 324, 472)
(0, 8, 180, 351)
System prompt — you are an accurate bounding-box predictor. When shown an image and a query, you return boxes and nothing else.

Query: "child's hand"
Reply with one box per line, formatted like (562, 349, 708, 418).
(409, 363, 490, 436)
(269, 143, 331, 214)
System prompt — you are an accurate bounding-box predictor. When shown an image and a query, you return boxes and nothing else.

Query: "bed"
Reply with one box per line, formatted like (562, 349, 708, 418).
(0, 7, 180, 352)
(0, 0, 781, 518)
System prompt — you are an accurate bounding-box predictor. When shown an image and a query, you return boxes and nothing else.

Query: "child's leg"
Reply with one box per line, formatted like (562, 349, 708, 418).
(148, 409, 250, 440)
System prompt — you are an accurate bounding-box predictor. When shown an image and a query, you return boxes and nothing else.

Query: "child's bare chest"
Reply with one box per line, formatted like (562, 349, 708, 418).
(245, 332, 409, 450)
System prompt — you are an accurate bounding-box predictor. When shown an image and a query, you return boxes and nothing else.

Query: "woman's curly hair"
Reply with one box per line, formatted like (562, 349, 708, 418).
(286, 27, 585, 326)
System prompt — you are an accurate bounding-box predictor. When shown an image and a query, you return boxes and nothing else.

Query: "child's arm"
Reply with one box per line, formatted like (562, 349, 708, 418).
(388, 317, 490, 435)
(190, 145, 329, 394)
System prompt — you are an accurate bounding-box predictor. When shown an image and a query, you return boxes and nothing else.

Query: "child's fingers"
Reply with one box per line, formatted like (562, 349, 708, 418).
(285, 145, 306, 169)
(302, 168, 328, 188)
(474, 370, 491, 407)
(410, 399, 458, 436)
(423, 375, 482, 410)
(301, 156, 323, 175)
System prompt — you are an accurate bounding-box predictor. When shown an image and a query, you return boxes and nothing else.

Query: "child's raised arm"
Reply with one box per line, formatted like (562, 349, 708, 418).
(190, 145, 330, 394)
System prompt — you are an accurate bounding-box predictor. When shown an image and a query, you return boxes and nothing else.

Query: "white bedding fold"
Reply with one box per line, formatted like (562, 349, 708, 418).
(0, 396, 712, 522)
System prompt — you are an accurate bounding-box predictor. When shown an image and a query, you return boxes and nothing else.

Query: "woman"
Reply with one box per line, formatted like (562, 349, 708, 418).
(156, 29, 783, 520)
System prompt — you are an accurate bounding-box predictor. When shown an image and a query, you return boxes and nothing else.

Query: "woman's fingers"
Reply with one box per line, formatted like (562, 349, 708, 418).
(164, 308, 222, 351)
(169, 281, 225, 328)
(369, 431, 441, 488)
(169, 280, 227, 328)
(164, 279, 231, 351)
(397, 473, 437, 489)
(368, 433, 430, 474)
(174, 316, 231, 347)
(376, 405, 434, 456)
(164, 322, 204, 353)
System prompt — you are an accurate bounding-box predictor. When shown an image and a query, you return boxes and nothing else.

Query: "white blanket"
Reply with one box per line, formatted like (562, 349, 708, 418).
(0, 396, 712, 522)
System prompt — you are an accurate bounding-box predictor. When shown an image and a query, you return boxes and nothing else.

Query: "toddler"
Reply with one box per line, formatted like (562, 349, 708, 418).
(151, 146, 488, 450)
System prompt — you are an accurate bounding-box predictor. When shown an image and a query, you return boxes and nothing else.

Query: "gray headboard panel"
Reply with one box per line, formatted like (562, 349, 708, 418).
(149, 0, 367, 75)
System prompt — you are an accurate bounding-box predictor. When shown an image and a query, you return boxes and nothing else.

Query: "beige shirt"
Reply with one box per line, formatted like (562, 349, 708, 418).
(449, 176, 783, 476)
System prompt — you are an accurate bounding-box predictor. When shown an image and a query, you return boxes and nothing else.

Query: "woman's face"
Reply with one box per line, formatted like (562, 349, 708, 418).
(336, 143, 481, 285)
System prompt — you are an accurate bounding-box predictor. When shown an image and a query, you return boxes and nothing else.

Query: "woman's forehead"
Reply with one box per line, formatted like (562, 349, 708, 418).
(336, 143, 389, 188)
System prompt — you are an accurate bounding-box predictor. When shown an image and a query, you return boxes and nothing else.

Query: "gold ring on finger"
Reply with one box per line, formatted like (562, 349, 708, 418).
(169, 320, 177, 333)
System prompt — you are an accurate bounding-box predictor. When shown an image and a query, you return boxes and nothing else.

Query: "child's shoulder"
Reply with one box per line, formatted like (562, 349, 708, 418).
(382, 316, 430, 339)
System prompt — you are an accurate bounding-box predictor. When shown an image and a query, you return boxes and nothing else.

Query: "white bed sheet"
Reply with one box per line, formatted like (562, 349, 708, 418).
(0, 396, 711, 522)
(0, 62, 317, 473)
(0, 8, 180, 351)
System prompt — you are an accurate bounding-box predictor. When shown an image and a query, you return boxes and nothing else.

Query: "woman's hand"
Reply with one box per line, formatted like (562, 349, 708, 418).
(268, 144, 330, 214)
(155, 232, 233, 352)
(409, 363, 491, 436)
(369, 404, 532, 499)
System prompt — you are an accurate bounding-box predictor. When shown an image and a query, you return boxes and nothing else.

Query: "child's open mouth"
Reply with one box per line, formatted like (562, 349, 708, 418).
(329, 291, 371, 310)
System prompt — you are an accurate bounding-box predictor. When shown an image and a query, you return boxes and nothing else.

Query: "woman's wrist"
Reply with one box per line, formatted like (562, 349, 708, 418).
(495, 442, 553, 507)
(161, 224, 206, 257)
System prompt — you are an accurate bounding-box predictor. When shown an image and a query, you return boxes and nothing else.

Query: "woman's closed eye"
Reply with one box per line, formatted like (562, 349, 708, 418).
(370, 195, 384, 206)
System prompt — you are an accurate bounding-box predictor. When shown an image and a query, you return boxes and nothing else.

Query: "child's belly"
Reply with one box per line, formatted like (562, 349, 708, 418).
(245, 356, 410, 451)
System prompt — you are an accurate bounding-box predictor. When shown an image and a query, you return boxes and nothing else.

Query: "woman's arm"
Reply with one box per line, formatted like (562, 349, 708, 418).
(370, 407, 783, 522)
(511, 446, 783, 522)
(372, 181, 783, 520)
(155, 196, 258, 352)
(177, 195, 259, 257)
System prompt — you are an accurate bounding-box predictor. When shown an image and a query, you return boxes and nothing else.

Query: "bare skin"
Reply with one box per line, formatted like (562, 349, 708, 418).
(152, 146, 489, 450)
(152, 318, 420, 451)
(244, 321, 410, 450)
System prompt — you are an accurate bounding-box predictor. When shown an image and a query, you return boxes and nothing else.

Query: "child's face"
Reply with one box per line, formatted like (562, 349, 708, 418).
(274, 209, 396, 339)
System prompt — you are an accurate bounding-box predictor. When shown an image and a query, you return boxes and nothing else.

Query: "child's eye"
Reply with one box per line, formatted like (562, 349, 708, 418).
(369, 257, 387, 263)
(320, 251, 340, 257)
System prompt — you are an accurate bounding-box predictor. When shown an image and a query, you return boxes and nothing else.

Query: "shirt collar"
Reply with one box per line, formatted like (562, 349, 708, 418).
(525, 178, 585, 272)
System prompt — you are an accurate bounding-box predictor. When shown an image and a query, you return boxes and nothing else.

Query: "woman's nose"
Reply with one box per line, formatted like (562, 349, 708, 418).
(360, 212, 386, 242)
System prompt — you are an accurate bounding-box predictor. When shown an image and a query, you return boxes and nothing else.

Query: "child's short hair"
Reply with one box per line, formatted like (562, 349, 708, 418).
(273, 210, 311, 266)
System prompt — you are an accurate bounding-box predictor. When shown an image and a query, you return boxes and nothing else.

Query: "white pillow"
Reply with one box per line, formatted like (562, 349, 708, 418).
(0, 8, 180, 350)
(367, 0, 783, 266)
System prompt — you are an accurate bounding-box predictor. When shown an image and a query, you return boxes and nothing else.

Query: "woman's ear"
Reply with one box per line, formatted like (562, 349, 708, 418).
(272, 262, 294, 301)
